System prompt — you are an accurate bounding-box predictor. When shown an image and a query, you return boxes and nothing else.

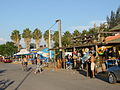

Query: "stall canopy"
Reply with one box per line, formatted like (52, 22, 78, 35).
(14, 49, 30, 55)
(37, 48, 54, 59)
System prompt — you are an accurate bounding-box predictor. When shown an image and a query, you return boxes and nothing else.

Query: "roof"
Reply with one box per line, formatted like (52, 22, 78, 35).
(105, 33, 120, 43)
(110, 24, 120, 31)
(109, 38, 120, 42)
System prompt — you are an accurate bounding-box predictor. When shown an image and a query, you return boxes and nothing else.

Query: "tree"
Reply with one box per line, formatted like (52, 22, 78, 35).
(33, 28, 42, 49)
(107, 6, 120, 29)
(73, 29, 81, 37)
(62, 31, 72, 47)
(116, 7, 120, 25)
(22, 28, 32, 50)
(81, 29, 88, 36)
(0, 42, 18, 57)
(0, 44, 6, 56)
(30, 43, 36, 49)
(10, 30, 21, 51)
(72, 29, 81, 46)
(44, 30, 49, 47)
(53, 31, 59, 48)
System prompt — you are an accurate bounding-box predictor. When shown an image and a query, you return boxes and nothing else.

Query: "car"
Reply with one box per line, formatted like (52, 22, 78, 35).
(107, 64, 120, 84)
(0, 56, 4, 62)
(0, 58, 3, 62)
(3, 58, 12, 63)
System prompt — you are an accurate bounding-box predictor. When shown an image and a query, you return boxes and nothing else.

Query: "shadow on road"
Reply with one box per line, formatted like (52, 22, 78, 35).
(0, 70, 6, 74)
(77, 69, 91, 77)
(14, 68, 33, 90)
(95, 72, 109, 82)
(0, 79, 14, 90)
(27, 67, 32, 71)
(78, 70, 87, 77)
(77, 69, 109, 83)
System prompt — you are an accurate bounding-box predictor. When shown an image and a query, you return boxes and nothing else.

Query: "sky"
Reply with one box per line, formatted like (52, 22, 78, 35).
(0, 0, 120, 45)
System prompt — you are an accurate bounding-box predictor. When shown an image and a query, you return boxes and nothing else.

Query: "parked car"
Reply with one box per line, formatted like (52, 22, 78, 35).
(3, 58, 12, 63)
(107, 64, 120, 84)
(0, 57, 3, 62)
(105, 59, 118, 69)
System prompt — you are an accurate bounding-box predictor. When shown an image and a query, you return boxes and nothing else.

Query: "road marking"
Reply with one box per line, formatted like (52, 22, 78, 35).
(14, 68, 33, 90)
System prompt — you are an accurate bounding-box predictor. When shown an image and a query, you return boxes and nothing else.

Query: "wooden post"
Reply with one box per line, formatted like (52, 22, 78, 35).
(95, 44, 98, 57)
(86, 62, 88, 77)
(73, 47, 77, 68)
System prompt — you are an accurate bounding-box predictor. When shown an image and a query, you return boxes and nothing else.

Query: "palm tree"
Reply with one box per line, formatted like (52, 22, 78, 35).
(33, 28, 42, 49)
(62, 31, 72, 47)
(43, 30, 49, 47)
(10, 30, 21, 51)
(22, 28, 32, 50)
(53, 31, 59, 48)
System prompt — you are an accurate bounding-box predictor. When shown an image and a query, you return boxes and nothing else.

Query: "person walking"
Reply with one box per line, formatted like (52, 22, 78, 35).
(89, 52, 95, 78)
(22, 55, 28, 71)
(34, 54, 42, 74)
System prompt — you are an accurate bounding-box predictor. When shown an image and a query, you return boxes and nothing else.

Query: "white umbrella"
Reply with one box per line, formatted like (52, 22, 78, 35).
(37, 51, 43, 54)
(14, 49, 30, 55)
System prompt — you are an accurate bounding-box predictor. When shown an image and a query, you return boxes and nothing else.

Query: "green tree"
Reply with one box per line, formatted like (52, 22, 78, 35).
(89, 28, 97, 34)
(0, 44, 6, 56)
(72, 29, 81, 46)
(0, 42, 17, 57)
(10, 30, 21, 51)
(81, 29, 88, 36)
(22, 28, 32, 50)
(44, 30, 49, 47)
(107, 6, 120, 29)
(33, 28, 42, 49)
(53, 31, 59, 48)
(30, 43, 36, 49)
(98, 23, 110, 37)
(62, 31, 72, 47)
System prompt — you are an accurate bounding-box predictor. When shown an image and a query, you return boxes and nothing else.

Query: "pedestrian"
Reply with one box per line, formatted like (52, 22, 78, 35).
(89, 52, 95, 78)
(22, 55, 28, 71)
(34, 54, 42, 74)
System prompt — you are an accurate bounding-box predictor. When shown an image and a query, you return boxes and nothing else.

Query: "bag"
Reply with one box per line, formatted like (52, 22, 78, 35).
(73, 55, 77, 59)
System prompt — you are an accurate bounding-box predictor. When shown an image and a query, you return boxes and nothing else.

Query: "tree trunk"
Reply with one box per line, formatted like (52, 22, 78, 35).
(24, 38, 31, 50)
(35, 39, 40, 49)
(16, 42, 20, 51)
(45, 39, 49, 47)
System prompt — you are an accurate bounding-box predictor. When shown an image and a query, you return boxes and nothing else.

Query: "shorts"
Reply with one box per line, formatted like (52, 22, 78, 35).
(23, 62, 28, 66)
(91, 62, 95, 71)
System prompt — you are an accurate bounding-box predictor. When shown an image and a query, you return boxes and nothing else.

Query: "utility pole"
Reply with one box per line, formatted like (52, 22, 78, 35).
(49, 29, 51, 59)
(56, 19, 62, 49)
(56, 19, 62, 65)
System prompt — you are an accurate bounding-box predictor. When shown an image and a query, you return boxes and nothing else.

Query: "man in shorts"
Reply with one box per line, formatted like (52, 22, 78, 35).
(34, 54, 42, 74)
(22, 55, 28, 71)
(89, 52, 95, 78)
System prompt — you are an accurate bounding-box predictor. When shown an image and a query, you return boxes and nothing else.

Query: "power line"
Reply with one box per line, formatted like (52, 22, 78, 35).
(46, 22, 57, 31)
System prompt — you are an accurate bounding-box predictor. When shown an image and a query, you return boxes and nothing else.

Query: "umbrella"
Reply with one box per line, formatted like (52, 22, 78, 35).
(14, 49, 30, 55)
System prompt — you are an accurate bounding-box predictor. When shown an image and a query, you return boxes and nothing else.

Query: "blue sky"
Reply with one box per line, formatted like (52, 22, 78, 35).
(0, 0, 120, 45)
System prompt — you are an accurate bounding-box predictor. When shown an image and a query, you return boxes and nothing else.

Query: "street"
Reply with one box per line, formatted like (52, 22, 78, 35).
(0, 63, 120, 90)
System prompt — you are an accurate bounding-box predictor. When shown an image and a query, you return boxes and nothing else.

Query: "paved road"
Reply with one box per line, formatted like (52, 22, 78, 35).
(0, 63, 120, 90)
